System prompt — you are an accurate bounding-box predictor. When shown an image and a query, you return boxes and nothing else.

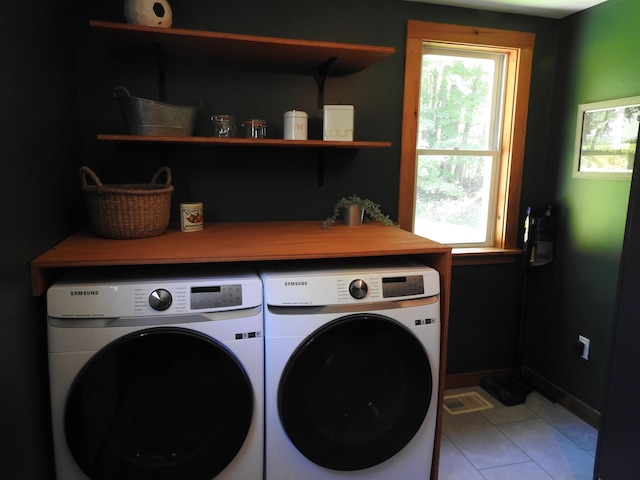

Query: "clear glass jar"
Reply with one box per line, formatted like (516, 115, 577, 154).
(211, 114, 236, 138)
(243, 119, 267, 139)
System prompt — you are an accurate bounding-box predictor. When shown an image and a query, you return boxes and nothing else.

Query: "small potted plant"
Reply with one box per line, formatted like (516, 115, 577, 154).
(322, 194, 397, 228)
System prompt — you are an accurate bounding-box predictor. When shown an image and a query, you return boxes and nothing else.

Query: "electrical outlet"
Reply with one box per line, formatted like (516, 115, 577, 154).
(578, 335, 590, 360)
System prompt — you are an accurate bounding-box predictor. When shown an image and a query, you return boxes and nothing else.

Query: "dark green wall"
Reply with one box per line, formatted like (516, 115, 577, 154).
(447, 263, 524, 374)
(0, 1, 80, 478)
(527, 0, 640, 410)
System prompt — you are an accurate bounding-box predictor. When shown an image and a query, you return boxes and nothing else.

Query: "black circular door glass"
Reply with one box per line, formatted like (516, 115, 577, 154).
(278, 314, 433, 471)
(65, 327, 253, 480)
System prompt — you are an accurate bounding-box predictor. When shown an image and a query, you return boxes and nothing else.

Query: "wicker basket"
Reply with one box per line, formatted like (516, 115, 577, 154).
(80, 166, 174, 239)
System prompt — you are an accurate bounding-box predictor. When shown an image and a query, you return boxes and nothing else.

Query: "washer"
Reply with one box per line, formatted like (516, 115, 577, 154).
(259, 258, 440, 480)
(46, 266, 263, 480)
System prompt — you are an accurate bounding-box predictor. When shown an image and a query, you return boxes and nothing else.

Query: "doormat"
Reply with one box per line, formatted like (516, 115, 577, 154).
(443, 391, 494, 415)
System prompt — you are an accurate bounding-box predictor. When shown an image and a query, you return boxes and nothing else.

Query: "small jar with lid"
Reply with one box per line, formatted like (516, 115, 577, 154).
(211, 114, 237, 138)
(284, 110, 308, 140)
(243, 119, 267, 138)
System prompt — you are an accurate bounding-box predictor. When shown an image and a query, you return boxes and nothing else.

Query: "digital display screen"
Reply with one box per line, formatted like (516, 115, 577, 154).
(382, 275, 424, 297)
(190, 284, 242, 309)
(191, 286, 222, 294)
(382, 276, 407, 284)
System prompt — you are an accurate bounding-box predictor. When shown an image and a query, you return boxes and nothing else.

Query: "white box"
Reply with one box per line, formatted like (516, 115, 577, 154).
(323, 105, 354, 141)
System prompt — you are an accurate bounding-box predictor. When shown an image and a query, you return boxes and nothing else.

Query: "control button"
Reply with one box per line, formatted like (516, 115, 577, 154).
(349, 279, 368, 299)
(149, 288, 172, 311)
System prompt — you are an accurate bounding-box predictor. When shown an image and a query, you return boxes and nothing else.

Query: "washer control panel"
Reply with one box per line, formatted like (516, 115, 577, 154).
(47, 272, 262, 319)
(145, 285, 243, 312)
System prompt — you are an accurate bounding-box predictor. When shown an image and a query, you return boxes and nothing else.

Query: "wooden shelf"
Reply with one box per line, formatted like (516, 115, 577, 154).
(97, 134, 391, 148)
(90, 20, 395, 75)
(31, 221, 450, 296)
(92, 22, 394, 149)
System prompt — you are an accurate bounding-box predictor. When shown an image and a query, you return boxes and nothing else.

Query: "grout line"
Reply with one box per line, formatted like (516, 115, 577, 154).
(440, 387, 597, 479)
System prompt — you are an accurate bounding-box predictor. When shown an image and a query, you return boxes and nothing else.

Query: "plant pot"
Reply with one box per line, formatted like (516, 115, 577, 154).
(344, 205, 364, 226)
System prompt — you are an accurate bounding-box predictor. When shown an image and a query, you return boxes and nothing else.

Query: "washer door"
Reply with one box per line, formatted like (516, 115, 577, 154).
(278, 314, 433, 471)
(65, 327, 253, 480)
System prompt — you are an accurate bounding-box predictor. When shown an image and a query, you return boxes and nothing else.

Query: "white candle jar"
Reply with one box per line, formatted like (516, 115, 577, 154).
(284, 110, 308, 140)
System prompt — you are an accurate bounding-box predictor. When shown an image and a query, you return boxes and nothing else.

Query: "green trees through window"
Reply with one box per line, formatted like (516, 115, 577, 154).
(399, 21, 535, 251)
(415, 50, 505, 245)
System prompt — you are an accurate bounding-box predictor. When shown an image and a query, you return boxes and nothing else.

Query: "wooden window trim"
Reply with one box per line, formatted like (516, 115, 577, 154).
(399, 20, 535, 252)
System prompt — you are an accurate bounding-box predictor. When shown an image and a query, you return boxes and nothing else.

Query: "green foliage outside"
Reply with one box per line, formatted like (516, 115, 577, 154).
(580, 106, 640, 172)
(416, 53, 497, 233)
(416, 155, 487, 228)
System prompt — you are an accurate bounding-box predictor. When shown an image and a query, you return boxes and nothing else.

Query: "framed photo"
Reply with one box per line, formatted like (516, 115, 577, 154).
(573, 96, 640, 179)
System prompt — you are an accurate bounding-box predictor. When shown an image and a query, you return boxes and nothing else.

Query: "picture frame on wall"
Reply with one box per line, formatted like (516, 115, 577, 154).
(573, 96, 640, 179)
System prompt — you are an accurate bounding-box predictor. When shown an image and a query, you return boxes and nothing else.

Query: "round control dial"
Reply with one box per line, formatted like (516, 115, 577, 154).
(149, 288, 172, 311)
(349, 279, 368, 299)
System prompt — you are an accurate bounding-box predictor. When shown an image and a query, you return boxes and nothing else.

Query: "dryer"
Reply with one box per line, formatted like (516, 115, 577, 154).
(46, 266, 263, 480)
(259, 258, 440, 480)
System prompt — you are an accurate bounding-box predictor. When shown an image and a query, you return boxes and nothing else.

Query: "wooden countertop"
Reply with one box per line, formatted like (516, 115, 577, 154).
(30, 221, 451, 295)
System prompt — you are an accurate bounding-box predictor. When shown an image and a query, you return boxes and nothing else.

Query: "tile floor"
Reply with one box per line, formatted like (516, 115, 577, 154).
(439, 386, 599, 480)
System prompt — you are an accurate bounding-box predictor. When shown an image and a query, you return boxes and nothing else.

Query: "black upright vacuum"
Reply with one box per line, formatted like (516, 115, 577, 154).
(481, 203, 558, 406)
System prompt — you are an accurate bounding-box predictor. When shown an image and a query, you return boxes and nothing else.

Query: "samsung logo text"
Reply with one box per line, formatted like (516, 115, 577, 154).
(70, 291, 99, 296)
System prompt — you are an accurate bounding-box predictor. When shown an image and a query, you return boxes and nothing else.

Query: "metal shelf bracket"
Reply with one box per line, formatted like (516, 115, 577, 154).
(314, 57, 337, 109)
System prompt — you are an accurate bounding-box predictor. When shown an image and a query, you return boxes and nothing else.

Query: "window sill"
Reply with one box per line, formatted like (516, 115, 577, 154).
(452, 247, 523, 266)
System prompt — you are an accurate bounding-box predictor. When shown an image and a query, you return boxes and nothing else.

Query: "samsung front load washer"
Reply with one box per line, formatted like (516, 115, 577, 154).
(259, 258, 440, 480)
(46, 266, 263, 480)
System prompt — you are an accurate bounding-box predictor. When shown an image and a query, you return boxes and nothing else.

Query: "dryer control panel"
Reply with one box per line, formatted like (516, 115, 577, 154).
(260, 260, 439, 307)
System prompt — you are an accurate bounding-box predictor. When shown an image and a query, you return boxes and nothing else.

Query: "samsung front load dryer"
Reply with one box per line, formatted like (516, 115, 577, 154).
(46, 266, 263, 480)
(259, 258, 441, 480)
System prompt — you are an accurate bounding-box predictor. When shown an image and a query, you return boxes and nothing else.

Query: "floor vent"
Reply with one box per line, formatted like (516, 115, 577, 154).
(443, 391, 494, 415)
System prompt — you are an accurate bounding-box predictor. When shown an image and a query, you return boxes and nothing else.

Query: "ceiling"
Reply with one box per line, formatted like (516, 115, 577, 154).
(403, 0, 609, 18)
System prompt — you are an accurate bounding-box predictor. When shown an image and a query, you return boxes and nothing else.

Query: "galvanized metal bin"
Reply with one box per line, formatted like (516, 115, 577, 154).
(113, 87, 199, 136)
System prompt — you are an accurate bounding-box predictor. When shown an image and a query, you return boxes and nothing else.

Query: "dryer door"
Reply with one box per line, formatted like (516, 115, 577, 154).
(64, 327, 253, 480)
(278, 314, 433, 471)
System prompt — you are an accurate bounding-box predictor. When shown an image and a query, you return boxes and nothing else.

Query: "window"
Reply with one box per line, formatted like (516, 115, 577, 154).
(399, 21, 535, 251)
